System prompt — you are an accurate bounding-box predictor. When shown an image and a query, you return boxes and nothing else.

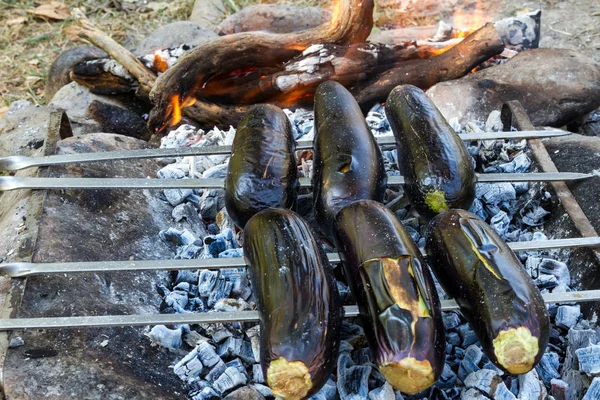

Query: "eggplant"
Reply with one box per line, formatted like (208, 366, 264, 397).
(243, 209, 342, 400)
(385, 84, 475, 219)
(333, 200, 445, 395)
(312, 81, 387, 237)
(225, 104, 298, 229)
(425, 209, 549, 374)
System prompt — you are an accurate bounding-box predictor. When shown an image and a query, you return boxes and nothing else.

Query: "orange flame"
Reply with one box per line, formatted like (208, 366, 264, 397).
(169, 95, 182, 126)
(452, 0, 490, 37)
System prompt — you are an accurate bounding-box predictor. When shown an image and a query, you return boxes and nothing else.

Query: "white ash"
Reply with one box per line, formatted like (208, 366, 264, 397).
(147, 111, 597, 399)
(86, 59, 136, 82)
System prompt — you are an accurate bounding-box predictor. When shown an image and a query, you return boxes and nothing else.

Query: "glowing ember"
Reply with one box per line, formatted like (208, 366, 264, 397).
(153, 51, 169, 73)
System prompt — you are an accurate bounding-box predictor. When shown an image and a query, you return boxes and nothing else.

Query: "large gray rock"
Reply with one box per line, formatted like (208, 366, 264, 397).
(216, 4, 331, 35)
(0, 100, 50, 157)
(427, 49, 600, 128)
(189, 0, 226, 30)
(133, 21, 218, 56)
(45, 46, 107, 102)
(2, 133, 185, 399)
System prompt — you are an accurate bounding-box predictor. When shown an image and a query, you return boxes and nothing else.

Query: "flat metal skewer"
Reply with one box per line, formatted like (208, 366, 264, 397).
(0, 172, 592, 192)
(2, 237, 598, 278)
(0, 290, 598, 331)
(0, 130, 569, 172)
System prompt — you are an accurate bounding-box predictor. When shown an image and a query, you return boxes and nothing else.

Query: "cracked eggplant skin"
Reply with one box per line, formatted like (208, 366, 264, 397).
(425, 209, 549, 374)
(312, 81, 387, 238)
(333, 200, 445, 394)
(225, 104, 298, 229)
(243, 209, 342, 400)
(385, 84, 475, 219)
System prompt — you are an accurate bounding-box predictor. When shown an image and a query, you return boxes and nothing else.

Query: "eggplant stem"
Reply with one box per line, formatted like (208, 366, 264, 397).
(493, 326, 539, 374)
(379, 357, 435, 395)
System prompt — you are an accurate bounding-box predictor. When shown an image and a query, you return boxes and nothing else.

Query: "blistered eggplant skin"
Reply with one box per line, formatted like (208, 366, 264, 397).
(333, 200, 445, 395)
(224, 104, 297, 229)
(243, 209, 342, 400)
(426, 209, 549, 374)
(312, 81, 387, 237)
(385, 84, 475, 219)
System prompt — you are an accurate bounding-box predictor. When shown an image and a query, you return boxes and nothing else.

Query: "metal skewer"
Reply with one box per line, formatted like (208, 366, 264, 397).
(0, 290, 598, 331)
(0, 172, 592, 192)
(2, 237, 598, 278)
(0, 130, 570, 172)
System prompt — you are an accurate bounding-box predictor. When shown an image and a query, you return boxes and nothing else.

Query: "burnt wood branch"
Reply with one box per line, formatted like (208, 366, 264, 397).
(354, 22, 504, 109)
(147, 0, 375, 132)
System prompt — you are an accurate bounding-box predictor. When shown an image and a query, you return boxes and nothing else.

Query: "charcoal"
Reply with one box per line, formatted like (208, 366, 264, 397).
(203, 163, 229, 179)
(188, 298, 206, 312)
(208, 278, 234, 307)
(146, 325, 183, 349)
(163, 289, 189, 313)
(200, 189, 223, 221)
(438, 363, 458, 388)
(184, 330, 208, 348)
(368, 382, 395, 400)
(205, 359, 227, 383)
(494, 382, 516, 400)
(226, 358, 248, 378)
(217, 337, 254, 364)
(497, 153, 532, 173)
(176, 270, 200, 285)
(476, 182, 516, 204)
(252, 384, 273, 399)
(460, 388, 485, 399)
(196, 341, 221, 368)
(212, 329, 233, 344)
(174, 348, 203, 381)
(525, 256, 541, 279)
(158, 164, 187, 179)
(443, 312, 462, 330)
(404, 225, 420, 242)
(454, 347, 465, 359)
(337, 351, 355, 374)
(539, 259, 571, 287)
(518, 370, 546, 400)
(457, 324, 478, 347)
(535, 274, 559, 290)
(352, 348, 373, 365)
(584, 377, 600, 400)
(160, 227, 197, 247)
(309, 378, 338, 400)
(219, 249, 243, 258)
(212, 366, 248, 396)
(482, 361, 504, 376)
(464, 369, 502, 396)
(198, 270, 220, 297)
(177, 243, 204, 259)
(576, 344, 600, 374)
(252, 364, 265, 384)
(509, 377, 519, 396)
(536, 352, 560, 385)
(551, 378, 568, 400)
(556, 305, 581, 329)
(337, 365, 371, 400)
(8, 336, 24, 348)
(231, 274, 252, 301)
(520, 203, 551, 226)
(250, 336, 260, 363)
(213, 298, 250, 313)
(207, 224, 220, 235)
(490, 210, 510, 238)
(341, 321, 367, 348)
(206, 236, 228, 258)
(165, 188, 194, 207)
(447, 332, 461, 347)
(458, 345, 483, 381)
(512, 182, 529, 195)
(191, 387, 221, 400)
(564, 328, 600, 371)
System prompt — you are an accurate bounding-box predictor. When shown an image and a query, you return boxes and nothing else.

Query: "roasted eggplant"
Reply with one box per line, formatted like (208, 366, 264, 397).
(225, 104, 298, 229)
(385, 84, 475, 219)
(243, 209, 342, 400)
(333, 200, 445, 395)
(426, 209, 549, 374)
(312, 81, 387, 237)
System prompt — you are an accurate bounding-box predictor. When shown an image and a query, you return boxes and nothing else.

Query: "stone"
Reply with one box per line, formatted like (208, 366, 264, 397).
(556, 305, 581, 329)
(0, 101, 51, 158)
(133, 22, 218, 56)
(223, 386, 265, 400)
(189, 0, 226, 30)
(216, 4, 331, 35)
(46, 46, 107, 102)
(428, 49, 600, 128)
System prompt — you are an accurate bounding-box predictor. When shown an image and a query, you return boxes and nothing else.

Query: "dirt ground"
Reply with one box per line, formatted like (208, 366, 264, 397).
(0, 0, 598, 112)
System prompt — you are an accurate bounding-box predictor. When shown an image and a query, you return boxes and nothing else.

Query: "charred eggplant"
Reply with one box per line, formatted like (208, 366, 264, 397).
(385, 84, 475, 219)
(243, 209, 342, 400)
(225, 104, 298, 229)
(426, 209, 549, 374)
(312, 81, 387, 237)
(333, 200, 445, 394)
